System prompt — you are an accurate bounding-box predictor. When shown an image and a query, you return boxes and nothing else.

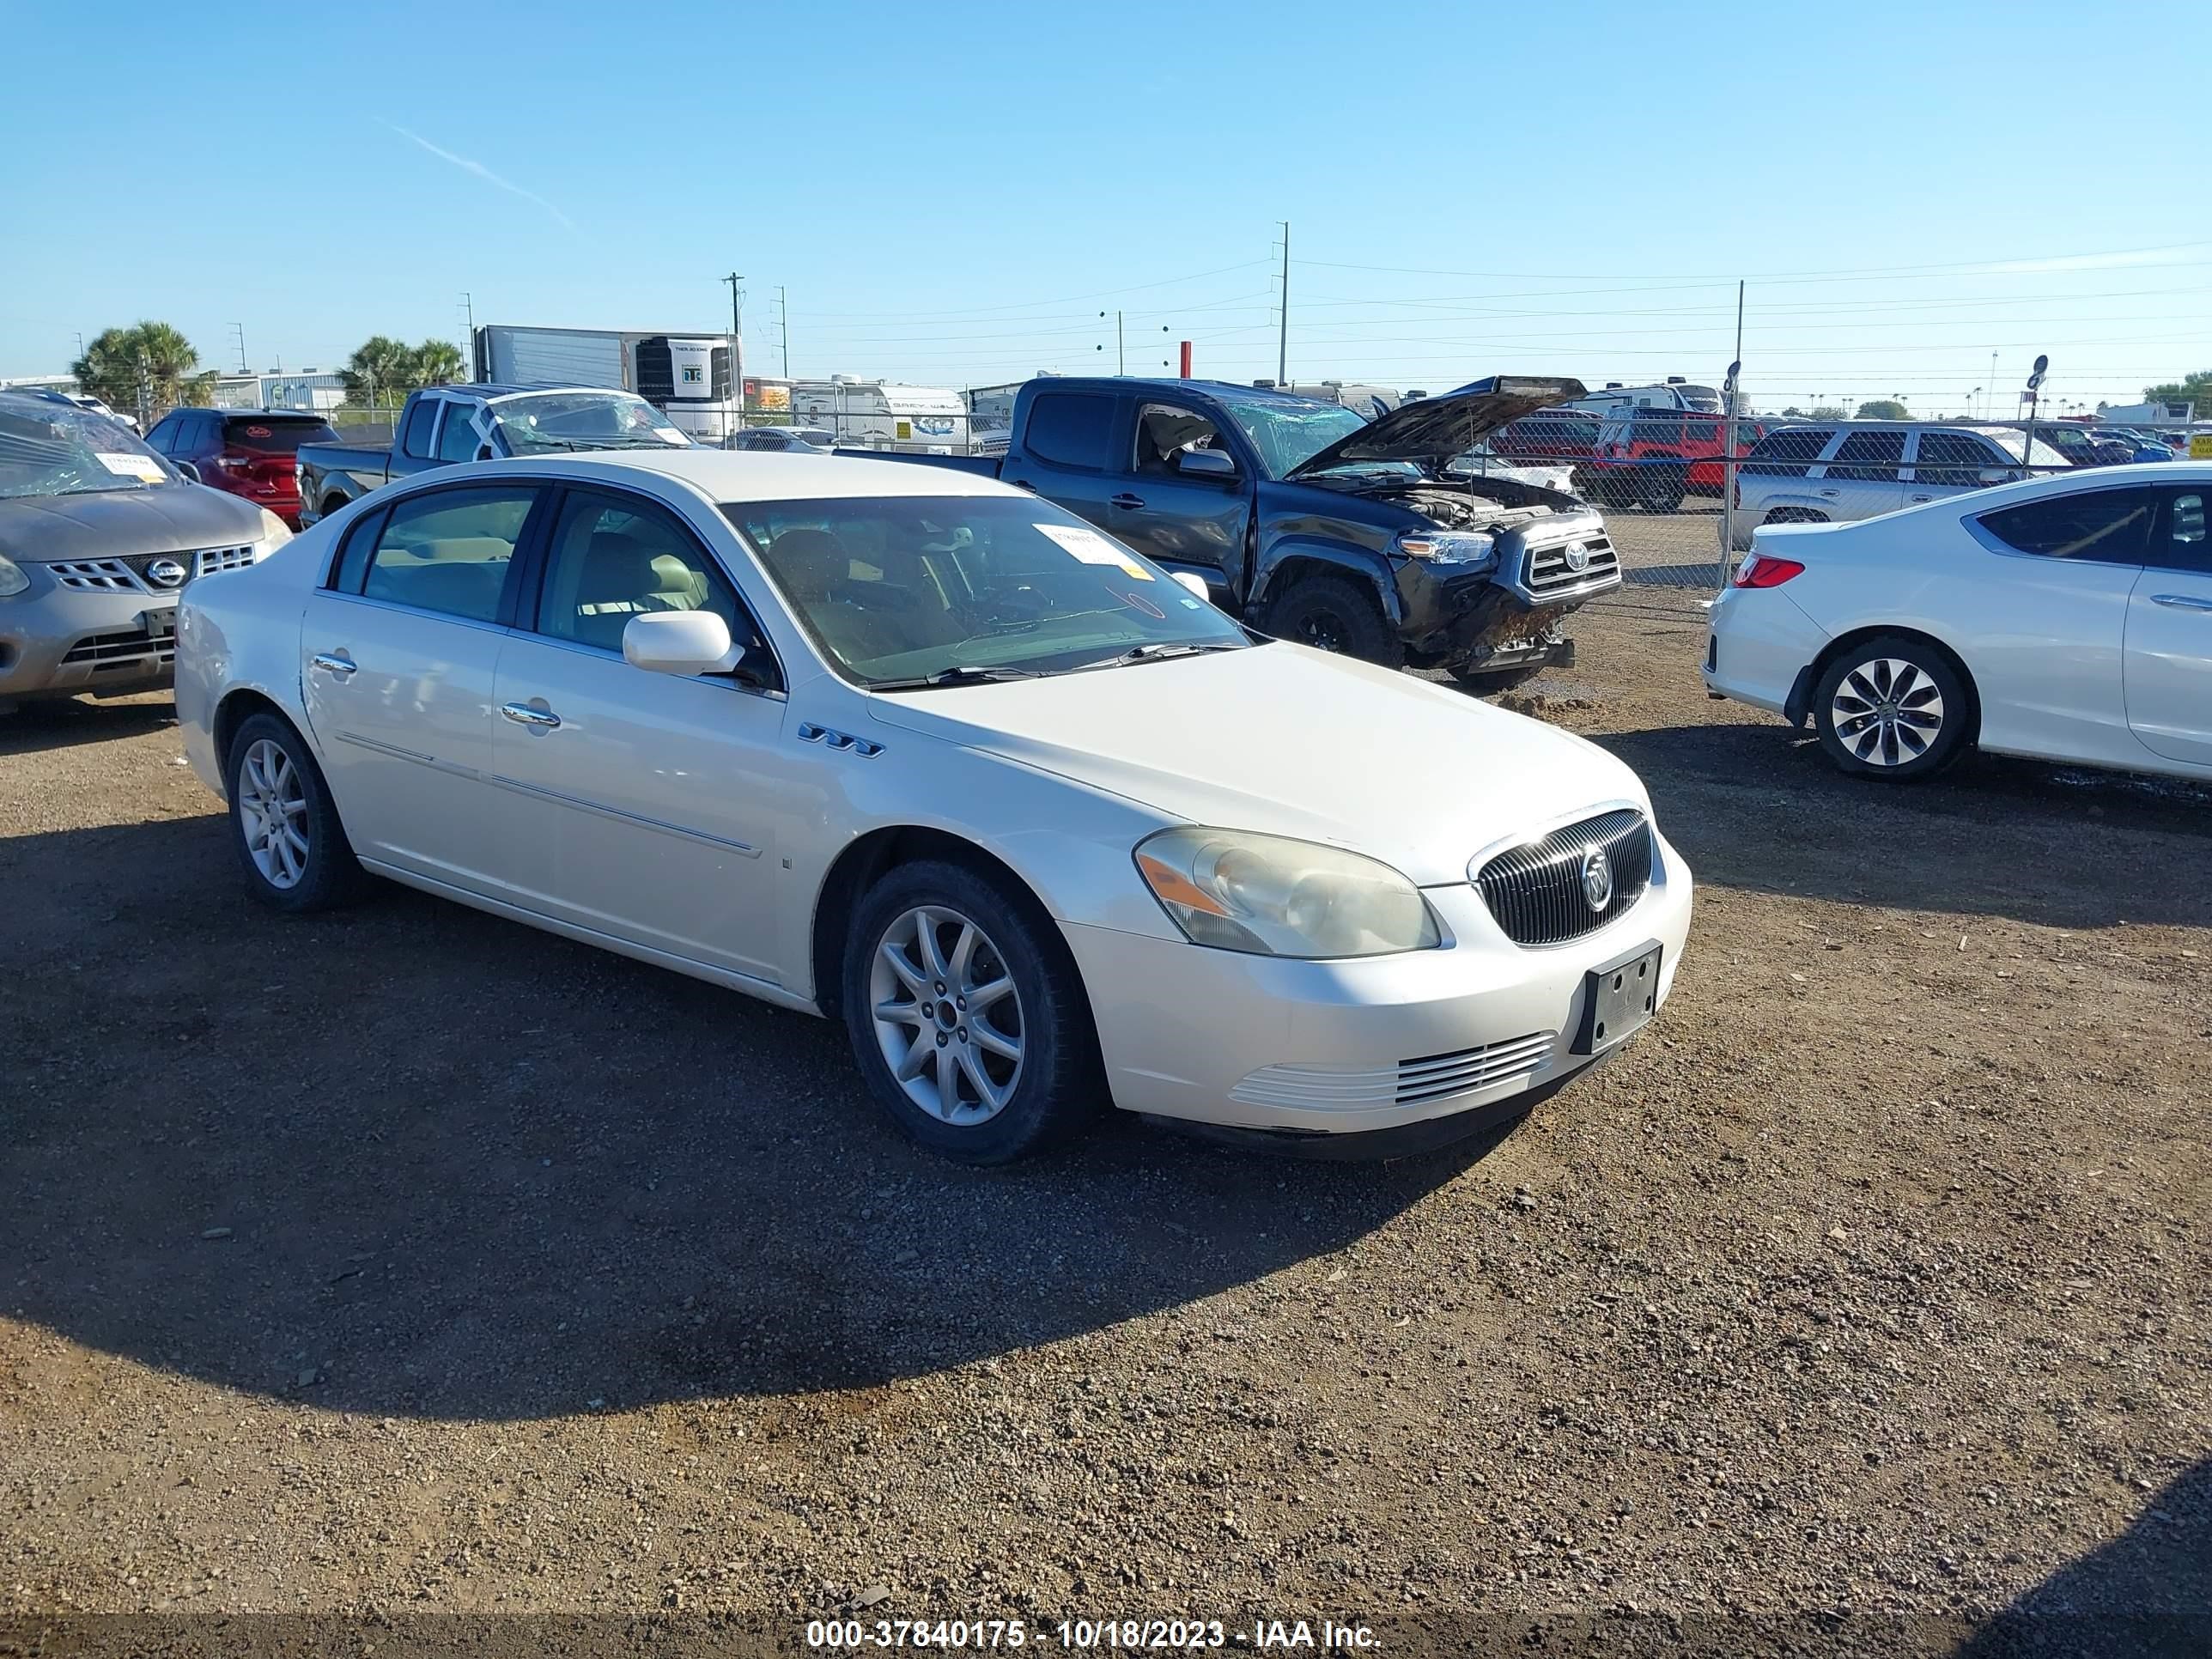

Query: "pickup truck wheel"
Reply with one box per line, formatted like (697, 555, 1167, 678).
(1638, 465, 1687, 512)
(1261, 574, 1402, 668)
(320, 495, 349, 520)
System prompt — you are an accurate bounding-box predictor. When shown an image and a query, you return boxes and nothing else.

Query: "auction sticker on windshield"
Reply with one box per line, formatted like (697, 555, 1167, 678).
(95, 453, 166, 483)
(1034, 521, 1152, 580)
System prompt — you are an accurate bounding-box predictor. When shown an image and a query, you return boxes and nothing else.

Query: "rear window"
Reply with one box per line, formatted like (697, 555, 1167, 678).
(223, 416, 338, 453)
(1746, 428, 1835, 477)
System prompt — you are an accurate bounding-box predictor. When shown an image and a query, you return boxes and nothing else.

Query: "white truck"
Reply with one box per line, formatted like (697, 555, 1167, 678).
(791, 378, 969, 453)
(471, 325, 744, 442)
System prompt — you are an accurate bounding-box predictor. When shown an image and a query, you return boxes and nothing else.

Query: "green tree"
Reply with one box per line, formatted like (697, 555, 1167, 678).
(341, 336, 466, 410)
(1855, 399, 1909, 420)
(407, 339, 465, 386)
(2143, 370, 2212, 417)
(70, 322, 210, 420)
(1808, 404, 1849, 420)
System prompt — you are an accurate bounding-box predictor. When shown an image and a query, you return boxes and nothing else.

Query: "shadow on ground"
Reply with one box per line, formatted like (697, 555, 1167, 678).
(0, 693, 173, 756)
(1598, 720, 2212, 931)
(4, 811, 1499, 1424)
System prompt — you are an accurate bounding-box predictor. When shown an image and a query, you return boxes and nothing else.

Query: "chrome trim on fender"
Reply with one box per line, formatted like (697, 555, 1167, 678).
(796, 721, 884, 757)
(483, 773, 763, 858)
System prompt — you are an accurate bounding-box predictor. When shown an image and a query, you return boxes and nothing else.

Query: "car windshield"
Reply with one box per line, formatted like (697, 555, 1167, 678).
(722, 495, 1249, 687)
(0, 394, 180, 500)
(492, 392, 691, 453)
(1207, 392, 1370, 477)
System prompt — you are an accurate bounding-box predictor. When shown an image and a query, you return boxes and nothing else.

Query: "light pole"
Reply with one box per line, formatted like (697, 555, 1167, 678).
(2022, 354, 2048, 470)
(1718, 357, 1742, 591)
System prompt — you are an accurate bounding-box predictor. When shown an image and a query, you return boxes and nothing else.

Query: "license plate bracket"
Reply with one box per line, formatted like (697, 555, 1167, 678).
(138, 607, 177, 639)
(1571, 942, 1662, 1055)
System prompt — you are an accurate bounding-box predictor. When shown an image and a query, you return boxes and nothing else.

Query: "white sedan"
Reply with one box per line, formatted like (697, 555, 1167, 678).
(1705, 462, 2212, 782)
(175, 452, 1692, 1163)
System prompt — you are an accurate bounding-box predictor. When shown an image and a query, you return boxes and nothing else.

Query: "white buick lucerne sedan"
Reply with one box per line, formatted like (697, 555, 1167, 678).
(1705, 463, 2211, 783)
(175, 452, 1692, 1163)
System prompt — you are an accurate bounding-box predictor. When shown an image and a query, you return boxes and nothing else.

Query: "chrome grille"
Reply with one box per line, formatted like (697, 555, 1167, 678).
(1522, 534, 1620, 598)
(47, 559, 143, 592)
(1474, 809, 1651, 946)
(1394, 1030, 1559, 1106)
(195, 544, 258, 578)
(1229, 1029, 1558, 1113)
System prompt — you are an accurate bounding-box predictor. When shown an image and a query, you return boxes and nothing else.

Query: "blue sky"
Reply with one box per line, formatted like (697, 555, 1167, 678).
(3, 0, 2205, 416)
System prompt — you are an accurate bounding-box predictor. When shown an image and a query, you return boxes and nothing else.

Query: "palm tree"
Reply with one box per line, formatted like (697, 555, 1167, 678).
(70, 321, 204, 419)
(406, 339, 465, 387)
(340, 336, 415, 415)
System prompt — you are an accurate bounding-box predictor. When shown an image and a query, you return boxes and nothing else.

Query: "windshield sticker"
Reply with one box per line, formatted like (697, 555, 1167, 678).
(654, 427, 688, 444)
(94, 452, 166, 482)
(1034, 521, 1153, 580)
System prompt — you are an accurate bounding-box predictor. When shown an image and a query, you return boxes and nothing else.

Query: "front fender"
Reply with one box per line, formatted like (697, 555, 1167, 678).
(1247, 537, 1401, 625)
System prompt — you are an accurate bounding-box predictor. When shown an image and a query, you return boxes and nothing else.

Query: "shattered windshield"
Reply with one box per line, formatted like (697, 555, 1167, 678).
(1209, 393, 1370, 478)
(493, 392, 692, 454)
(0, 394, 181, 500)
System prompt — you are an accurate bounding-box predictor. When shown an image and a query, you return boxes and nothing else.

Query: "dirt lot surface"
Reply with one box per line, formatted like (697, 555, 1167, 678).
(3, 510, 2208, 1656)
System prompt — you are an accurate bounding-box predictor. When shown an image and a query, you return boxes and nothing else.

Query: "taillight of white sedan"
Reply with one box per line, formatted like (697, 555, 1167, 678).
(176, 452, 1692, 1163)
(1705, 464, 2212, 784)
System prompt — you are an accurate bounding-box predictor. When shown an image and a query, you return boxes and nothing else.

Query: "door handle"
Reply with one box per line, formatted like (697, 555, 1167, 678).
(1819, 489, 1839, 498)
(501, 701, 562, 729)
(1109, 492, 1145, 510)
(1009, 478, 1034, 491)
(1910, 495, 1932, 503)
(2149, 593, 2212, 613)
(310, 652, 356, 678)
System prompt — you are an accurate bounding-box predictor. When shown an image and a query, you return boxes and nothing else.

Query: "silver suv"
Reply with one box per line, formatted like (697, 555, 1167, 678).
(1727, 422, 2074, 550)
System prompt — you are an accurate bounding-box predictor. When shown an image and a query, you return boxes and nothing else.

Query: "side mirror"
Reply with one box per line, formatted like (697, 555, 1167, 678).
(476, 446, 494, 462)
(175, 460, 202, 484)
(1176, 448, 1237, 480)
(623, 610, 734, 677)
(1977, 468, 2015, 486)
(1170, 571, 1211, 601)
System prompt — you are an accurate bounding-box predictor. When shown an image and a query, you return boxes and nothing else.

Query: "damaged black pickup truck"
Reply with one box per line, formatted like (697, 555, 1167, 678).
(869, 374, 1621, 688)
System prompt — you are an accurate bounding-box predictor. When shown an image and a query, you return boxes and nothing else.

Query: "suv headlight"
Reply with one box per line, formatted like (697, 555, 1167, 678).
(1395, 529, 1497, 570)
(0, 553, 27, 599)
(1135, 827, 1439, 958)
(253, 507, 294, 557)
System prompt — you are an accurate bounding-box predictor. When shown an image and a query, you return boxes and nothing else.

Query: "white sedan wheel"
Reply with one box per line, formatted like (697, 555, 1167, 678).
(1827, 656, 1946, 768)
(236, 737, 312, 888)
(868, 904, 1026, 1125)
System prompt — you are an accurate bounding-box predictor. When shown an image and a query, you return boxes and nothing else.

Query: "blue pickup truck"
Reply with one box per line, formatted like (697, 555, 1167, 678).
(854, 375, 1620, 688)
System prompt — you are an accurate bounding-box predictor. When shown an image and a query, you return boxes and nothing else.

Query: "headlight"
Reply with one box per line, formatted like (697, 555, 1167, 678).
(253, 507, 294, 557)
(1395, 529, 1497, 570)
(0, 553, 27, 599)
(1135, 827, 1439, 959)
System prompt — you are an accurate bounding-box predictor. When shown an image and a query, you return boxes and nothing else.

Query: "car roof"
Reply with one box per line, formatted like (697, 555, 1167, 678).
(460, 449, 1027, 503)
(1899, 459, 2212, 514)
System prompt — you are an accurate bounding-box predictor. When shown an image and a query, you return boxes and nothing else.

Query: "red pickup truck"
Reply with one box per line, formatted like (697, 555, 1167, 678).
(1574, 409, 1770, 511)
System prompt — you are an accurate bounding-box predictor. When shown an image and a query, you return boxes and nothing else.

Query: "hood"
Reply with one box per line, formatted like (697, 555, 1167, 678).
(1286, 376, 1589, 479)
(866, 644, 1646, 887)
(0, 485, 270, 563)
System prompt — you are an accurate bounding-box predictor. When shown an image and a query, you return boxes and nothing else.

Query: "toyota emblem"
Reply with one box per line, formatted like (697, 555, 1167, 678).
(146, 558, 188, 589)
(1579, 847, 1614, 912)
(1563, 541, 1592, 574)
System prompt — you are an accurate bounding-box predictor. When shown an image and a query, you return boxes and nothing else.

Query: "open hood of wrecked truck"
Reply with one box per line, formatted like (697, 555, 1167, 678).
(1285, 375, 1588, 478)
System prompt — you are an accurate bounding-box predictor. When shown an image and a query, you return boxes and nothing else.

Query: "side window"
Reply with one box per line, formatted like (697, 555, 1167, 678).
(435, 401, 483, 463)
(1912, 431, 2003, 489)
(1974, 489, 2155, 563)
(1133, 404, 1227, 474)
(398, 398, 440, 460)
(1686, 420, 1719, 445)
(1023, 393, 1115, 471)
(360, 487, 537, 622)
(330, 504, 391, 593)
(145, 416, 178, 454)
(1746, 428, 1834, 478)
(2152, 490, 2209, 573)
(1826, 430, 1906, 483)
(534, 490, 763, 665)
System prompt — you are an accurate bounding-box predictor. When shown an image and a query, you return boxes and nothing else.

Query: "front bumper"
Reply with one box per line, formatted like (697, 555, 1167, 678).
(1062, 830, 1693, 1140)
(0, 584, 178, 702)
(1396, 521, 1622, 671)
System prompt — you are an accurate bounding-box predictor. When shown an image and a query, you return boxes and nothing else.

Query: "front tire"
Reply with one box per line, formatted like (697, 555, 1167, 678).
(1812, 635, 1970, 780)
(224, 712, 364, 910)
(842, 859, 1101, 1164)
(1260, 574, 1402, 668)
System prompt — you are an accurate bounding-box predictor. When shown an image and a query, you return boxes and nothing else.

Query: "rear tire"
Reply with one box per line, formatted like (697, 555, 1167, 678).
(223, 712, 365, 911)
(1260, 574, 1402, 668)
(1812, 635, 1971, 781)
(1639, 465, 1686, 512)
(842, 858, 1102, 1164)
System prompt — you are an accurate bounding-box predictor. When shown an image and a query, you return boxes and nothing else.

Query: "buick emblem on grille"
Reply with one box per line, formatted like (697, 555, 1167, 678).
(1579, 847, 1613, 911)
(146, 558, 188, 589)
(1563, 541, 1592, 574)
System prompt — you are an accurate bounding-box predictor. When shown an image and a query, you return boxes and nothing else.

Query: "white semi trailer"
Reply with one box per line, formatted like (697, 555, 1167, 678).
(471, 325, 744, 441)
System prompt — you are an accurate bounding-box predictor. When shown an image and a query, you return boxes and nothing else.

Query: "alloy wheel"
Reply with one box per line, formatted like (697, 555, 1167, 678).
(1829, 657, 1945, 767)
(237, 738, 311, 888)
(869, 905, 1025, 1124)
(1294, 610, 1346, 653)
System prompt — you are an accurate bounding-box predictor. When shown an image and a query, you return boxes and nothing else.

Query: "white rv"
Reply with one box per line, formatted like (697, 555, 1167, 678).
(472, 325, 744, 442)
(792, 378, 969, 453)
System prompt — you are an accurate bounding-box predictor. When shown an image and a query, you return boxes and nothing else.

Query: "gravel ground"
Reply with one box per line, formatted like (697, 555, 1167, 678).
(3, 512, 2207, 1656)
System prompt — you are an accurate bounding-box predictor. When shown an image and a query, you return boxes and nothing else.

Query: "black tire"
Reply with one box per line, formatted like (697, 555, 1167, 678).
(223, 711, 365, 911)
(842, 858, 1102, 1164)
(1639, 464, 1686, 513)
(1449, 661, 1545, 694)
(1812, 635, 1972, 781)
(1259, 573, 1403, 668)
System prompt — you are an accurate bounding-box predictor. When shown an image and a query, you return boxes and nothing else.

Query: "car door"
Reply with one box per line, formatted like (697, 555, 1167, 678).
(301, 480, 549, 890)
(1814, 428, 1907, 522)
(1109, 400, 1254, 599)
(1005, 389, 1123, 530)
(1908, 430, 2008, 507)
(2123, 484, 2212, 768)
(1960, 484, 2154, 765)
(485, 484, 791, 985)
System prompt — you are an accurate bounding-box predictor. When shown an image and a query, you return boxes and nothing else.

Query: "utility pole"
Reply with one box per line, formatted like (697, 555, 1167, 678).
(1276, 221, 1291, 387)
(229, 323, 247, 374)
(460, 291, 475, 371)
(722, 272, 744, 341)
(777, 286, 789, 378)
(1117, 311, 1125, 375)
